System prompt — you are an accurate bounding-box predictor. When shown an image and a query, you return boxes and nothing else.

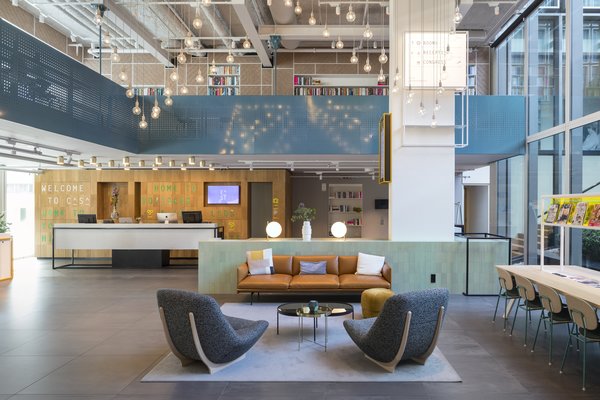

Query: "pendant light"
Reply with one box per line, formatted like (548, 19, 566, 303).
(94, 5, 104, 26)
(454, 0, 463, 24)
(164, 96, 173, 106)
(225, 9, 234, 63)
(322, 6, 330, 37)
(118, 69, 128, 82)
(308, 11, 316, 25)
(111, 47, 120, 62)
(294, 0, 302, 15)
(243, 36, 251, 48)
(346, 4, 355, 22)
(164, 87, 173, 97)
(169, 69, 179, 81)
(350, 49, 358, 64)
(335, 36, 344, 49)
(377, 67, 385, 83)
(184, 32, 194, 48)
(195, 55, 205, 83)
(177, 50, 187, 64)
(139, 114, 148, 129)
(363, 54, 371, 72)
(125, 85, 134, 98)
(192, 6, 203, 30)
(209, 4, 218, 75)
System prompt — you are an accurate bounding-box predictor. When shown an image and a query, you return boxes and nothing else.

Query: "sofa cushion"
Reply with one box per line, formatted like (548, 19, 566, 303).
(356, 252, 385, 276)
(248, 258, 273, 275)
(292, 256, 338, 275)
(273, 255, 293, 275)
(289, 274, 340, 289)
(339, 274, 391, 289)
(238, 274, 292, 290)
(339, 256, 358, 275)
(246, 248, 273, 268)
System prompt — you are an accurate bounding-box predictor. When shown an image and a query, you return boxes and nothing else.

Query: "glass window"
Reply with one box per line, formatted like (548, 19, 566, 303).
(508, 26, 525, 96)
(528, 0, 566, 134)
(496, 156, 525, 263)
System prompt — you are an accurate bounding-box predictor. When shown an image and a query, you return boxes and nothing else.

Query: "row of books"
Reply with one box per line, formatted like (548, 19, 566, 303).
(209, 76, 239, 86)
(293, 87, 388, 96)
(331, 191, 363, 199)
(208, 87, 240, 96)
(545, 201, 600, 226)
(329, 205, 360, 212)
(208, 65, 239, 75)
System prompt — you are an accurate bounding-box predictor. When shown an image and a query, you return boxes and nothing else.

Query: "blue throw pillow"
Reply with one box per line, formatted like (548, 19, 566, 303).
(300, 261, 327, 275)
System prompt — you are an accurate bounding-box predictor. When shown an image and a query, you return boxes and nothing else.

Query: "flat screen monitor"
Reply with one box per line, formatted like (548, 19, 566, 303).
(156, 212, 178, 223)
(77, 214, 97, 223)
(182, 211, 203, 223)
(206, 184, 240, 205)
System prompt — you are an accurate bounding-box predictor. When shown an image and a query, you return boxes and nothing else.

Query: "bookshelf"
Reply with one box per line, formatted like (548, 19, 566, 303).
(467, 64, 477, 96)
(328, 184, 363, 238)
(293, 75, 388, 96)
(208, 64, 240, 96)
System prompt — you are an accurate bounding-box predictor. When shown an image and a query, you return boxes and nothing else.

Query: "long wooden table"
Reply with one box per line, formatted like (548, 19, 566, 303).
(496, 265, 600, 308)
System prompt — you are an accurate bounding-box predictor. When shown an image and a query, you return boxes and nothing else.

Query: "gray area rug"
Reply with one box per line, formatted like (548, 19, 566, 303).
(142, 303, 461, 382)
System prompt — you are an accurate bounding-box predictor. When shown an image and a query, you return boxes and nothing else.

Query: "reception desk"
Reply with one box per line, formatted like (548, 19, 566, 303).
(53, 223, 221, 269)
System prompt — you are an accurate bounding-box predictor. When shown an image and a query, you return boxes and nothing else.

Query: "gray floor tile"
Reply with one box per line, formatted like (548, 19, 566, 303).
(3, 330, 115, 356)
(0, 355, 73, 394)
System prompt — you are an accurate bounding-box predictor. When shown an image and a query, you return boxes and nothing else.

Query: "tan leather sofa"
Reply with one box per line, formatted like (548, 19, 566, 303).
(237, 255, 392, 300)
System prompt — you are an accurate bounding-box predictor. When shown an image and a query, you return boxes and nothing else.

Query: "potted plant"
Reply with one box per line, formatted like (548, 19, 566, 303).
(0, 212, 10, 234)
(291, 203, 316, 241)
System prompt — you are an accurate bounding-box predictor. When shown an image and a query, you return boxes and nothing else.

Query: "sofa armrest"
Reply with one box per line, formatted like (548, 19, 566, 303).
(382, 263, 392, 284)
(237, 263, 249, 285)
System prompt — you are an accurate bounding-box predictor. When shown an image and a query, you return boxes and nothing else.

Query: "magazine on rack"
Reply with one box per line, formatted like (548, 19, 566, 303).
(570, 202, 588, 225)
(556, 203, 573, 224)
(588, 204, 600, 227)
(545, 203, 559, 223)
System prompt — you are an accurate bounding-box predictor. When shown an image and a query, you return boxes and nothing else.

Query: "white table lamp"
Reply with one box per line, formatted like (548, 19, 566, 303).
(331, 222, 347, 239)
(266, 221, 282, 238)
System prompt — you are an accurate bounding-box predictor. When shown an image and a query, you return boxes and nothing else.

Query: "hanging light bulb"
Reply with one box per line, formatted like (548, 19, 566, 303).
(454, 6, 463, 24)
(152, 98, 161, 114)
(331, 40, 335, 49)
(322, 25, 330, 38)
(437, 81, 445, 94)
(177, 51, 187, 64)
(195, 72, 204, 83)
(164, 87, 173, 96)
(125, 85, 134, 98)
(363, 56, 371, 72)
(151, 110, 160, 119)
(294, 0, 302, 15)
(202, 0, 211, 5)
(102, 31, 111, 46)
(94, 6, 103, 26)
(226, 50, 234, 63)
(431, 114, 437, 128)
(441, 64, 448, 81)
(210, 59, 218, 75)
(243, 36, 252, 48)
(180, 86, 189, 95)
(335, 36, 344, 49)
(118, 69, 127, 82)
(192, 8, 203, 30)
(363, 24, 373, 39)
(391, 82, 399, 94)
(169, 70, 179, 81)
(418, 101, 426, 116)
(284, 0, 293, 6)
(139, 114, 148, 129)
(346, 5, 356, 22)
(377, 67, 385, 83)
(132, 98, 141, 115)
(350, 49, 358, 64)
(184, 32, 194, 48)
(335, 4, 340, 15)
(164, 96, 173, 107)
(378, 48, 388, 64)
(267, 0, 272, 5)
(407, 90, 415, 104)
(308, 11, 316, 25)
(395, 67, 401, 81)
(111, 48, 120, 63)
(434, 99, 441, 111)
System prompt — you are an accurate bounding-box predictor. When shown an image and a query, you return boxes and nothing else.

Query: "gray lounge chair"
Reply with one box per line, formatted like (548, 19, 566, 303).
(157, 289, 268, 373)
(344, 288, 449, 372)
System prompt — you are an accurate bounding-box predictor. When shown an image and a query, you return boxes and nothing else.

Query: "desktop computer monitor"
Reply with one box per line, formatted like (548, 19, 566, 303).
(156, 212, 177, 223)
(181, 211, 203, 223)
(77, 214, 97, 223)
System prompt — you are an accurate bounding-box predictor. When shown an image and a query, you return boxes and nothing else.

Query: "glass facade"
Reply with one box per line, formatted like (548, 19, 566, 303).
(493, 0, 600, 268)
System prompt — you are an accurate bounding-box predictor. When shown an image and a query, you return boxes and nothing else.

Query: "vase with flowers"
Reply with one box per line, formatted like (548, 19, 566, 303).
(291, 202, 316, 241)
(110, 186, 120, 219)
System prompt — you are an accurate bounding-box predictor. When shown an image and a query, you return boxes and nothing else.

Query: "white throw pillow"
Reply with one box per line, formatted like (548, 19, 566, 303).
(246, 248, 274, 274)
(355, 252, 385, 276)
(248, 258, 273, 275)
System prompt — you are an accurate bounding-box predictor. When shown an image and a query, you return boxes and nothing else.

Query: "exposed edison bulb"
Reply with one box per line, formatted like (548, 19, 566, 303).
(350, 50, 358, 64)
(164, 87, 173, 96)
(377, 68, 385, 83)
(184, 32, 194, 48)
(335, 36, 344, 49)
(152, 99, 160, 114)
(94, 7, 103, 26)
(454, 6, 463, 24)
(209, 61, 218, 75)
(202, 0, 211, 5)
(195, 72, 204, 83)
(125, 86, 134, 98)
(331, 40, 335, 49)
(118, 70, 128, 82)
(406, 91, 414, 103)
(243, 37, 251, 48)
(434, 99, 441, 111)
(177, 52, 187, 64)
(151, 110, 160, 119)
(169, 70, 179, 81)
(132, 99, 141, 115)
(164, 96, 173, 107)
(226, 51, 235, 64)
(346, 5, 356, 22)
(308, 11, 316, 25)
(391, 82, 399, 94)
(111, 48, 120, 62)
(419, 101, 426, 116)
(363, 24, 373, 39)
(322, 25, 330, 38)
(284, 0, 293, 6)
(180, 86, 189, 95)
(294, 0, 302, 15)
(437, 81, 445, 94)
(139, 114, 148, 129)
(363, 57, 371, 73)
(395, 67, 400, 81)
(267, 0, 272, 5)
(431, 114, 437, 128)
(441, 65, 448, 80)
(378, 48, 388, 64)
(102, 31, 111, 46)
(192, 8, 203, 29)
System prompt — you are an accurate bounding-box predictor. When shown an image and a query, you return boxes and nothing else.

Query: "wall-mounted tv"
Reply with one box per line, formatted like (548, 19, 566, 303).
(205, 183, 240, 205)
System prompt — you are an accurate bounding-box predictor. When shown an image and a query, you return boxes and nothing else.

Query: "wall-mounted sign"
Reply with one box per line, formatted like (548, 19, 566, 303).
(404, 31, 467, 89)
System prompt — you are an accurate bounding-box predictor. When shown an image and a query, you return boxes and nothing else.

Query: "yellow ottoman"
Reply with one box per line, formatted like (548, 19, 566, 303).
(361, 288, 395, 319)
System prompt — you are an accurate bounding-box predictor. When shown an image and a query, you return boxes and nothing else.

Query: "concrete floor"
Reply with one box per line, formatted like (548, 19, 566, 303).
(0, 258, 598, 399)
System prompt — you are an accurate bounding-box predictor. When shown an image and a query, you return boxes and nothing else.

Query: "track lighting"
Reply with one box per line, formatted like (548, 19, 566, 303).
(169, 160, 175, 167)
(96, 163, 102, 170)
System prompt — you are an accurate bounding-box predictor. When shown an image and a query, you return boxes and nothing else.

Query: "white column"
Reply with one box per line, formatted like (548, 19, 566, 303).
(388, 0, 457, 241)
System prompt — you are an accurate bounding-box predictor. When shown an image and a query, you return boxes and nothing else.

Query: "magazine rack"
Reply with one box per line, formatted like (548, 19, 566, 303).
(540, 194, 600, 266)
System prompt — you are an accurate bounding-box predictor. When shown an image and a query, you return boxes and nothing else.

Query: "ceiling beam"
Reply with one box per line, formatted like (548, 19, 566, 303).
(258, 25, 388, 42)
(104, 0, 173, 66)
(232, 1, 272, 67)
